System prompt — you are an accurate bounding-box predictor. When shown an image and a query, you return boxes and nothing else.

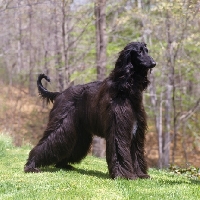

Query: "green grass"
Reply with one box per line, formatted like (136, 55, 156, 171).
(0, 134, 199, 200)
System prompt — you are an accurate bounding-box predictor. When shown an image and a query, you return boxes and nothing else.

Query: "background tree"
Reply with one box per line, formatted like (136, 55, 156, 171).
(92, 0, 107, 158)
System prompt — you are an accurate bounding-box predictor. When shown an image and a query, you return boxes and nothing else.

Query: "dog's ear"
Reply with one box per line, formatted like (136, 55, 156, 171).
(111, 50, 134, 92)
(122, 51, 131, 66)
(116, 50, 134, 72)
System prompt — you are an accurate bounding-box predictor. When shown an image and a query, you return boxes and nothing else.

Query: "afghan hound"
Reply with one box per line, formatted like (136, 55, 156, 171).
(24, 42, 156, 179)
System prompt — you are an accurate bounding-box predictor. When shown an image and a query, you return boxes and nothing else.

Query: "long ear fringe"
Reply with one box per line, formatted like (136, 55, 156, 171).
(109, 50, 134, 92)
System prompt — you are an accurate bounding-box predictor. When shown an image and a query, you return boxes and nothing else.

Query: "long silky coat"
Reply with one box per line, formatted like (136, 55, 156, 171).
(24, 42, 156, 179)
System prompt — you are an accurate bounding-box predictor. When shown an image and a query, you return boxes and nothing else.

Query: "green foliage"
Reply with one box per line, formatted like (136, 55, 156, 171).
(70, 67, 97, 84)
(0, 134, 199, 200)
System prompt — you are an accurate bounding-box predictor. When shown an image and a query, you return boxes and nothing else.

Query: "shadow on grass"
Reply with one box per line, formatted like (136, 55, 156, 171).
(74, 168, 109, 179)
(191, 179, 200, 185)
(41, 166, 109, 179)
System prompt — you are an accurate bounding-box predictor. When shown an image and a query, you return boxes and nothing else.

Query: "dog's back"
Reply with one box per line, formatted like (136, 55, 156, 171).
(52, 81, 104, 136)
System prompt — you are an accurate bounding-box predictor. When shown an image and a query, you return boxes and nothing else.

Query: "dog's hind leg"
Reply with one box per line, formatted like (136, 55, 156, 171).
(69, 131, 93, 163)
(55, 130, 93, 169)
(24, 116, 77, 173)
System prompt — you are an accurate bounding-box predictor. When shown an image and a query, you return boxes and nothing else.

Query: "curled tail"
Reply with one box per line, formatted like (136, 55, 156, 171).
(37, 74, 60, 104)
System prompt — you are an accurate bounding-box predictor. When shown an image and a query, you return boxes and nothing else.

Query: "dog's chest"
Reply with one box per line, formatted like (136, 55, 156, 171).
(131, 120, 138, 139)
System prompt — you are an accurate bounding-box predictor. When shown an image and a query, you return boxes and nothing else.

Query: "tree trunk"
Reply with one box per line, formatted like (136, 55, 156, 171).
(17, 0, 23, 74)
(163, 11, 174, 168)
(95, 0, 106, 81)
(149, 74, 164, 169)
(137, 0, 142, 9)
(62, 0, 71, 87)
(28, 5, 35, 96)
(54, 4, 64, 92)
(92, 0, 107, 158)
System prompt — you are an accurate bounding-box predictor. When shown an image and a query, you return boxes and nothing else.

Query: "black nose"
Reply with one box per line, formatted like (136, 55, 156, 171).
(151, 61, 156, 68)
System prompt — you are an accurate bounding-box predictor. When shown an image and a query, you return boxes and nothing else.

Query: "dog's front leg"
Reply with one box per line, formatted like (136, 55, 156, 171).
(105, 111, 138, 180)
(130, 122, 150, 179)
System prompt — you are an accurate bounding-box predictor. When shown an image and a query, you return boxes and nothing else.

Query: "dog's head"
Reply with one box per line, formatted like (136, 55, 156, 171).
(114, 42, 156, 75)
(112, 42, 156, 91)
(129, 42, 156, 69)
(120, 42, 156, 72)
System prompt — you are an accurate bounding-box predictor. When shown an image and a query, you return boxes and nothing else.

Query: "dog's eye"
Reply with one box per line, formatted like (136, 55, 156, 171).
(143, 47, 148, 53)
(139, 48, 143, 54)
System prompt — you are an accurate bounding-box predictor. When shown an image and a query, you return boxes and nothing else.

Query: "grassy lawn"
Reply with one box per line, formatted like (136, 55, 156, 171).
(0, 134, 199, 200)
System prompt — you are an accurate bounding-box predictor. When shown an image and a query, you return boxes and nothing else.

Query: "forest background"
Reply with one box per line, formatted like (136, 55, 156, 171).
(0, 0, 199, 169)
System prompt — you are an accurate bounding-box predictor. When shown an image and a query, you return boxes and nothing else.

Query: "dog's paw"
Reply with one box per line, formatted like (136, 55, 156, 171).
(127, 175, 138, 180)
(111, 174, 138, 180)
(137, 174, 150, 179)
(24, 166, 41, 173)
(55, 164, 75, 170)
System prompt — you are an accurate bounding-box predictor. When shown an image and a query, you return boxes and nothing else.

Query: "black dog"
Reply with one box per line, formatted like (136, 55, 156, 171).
(24, 42, 156, 179)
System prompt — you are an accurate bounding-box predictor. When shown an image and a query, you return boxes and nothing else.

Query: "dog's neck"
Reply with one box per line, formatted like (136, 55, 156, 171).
(108, 69, 150, 94)
(133, 73, 150, 91)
